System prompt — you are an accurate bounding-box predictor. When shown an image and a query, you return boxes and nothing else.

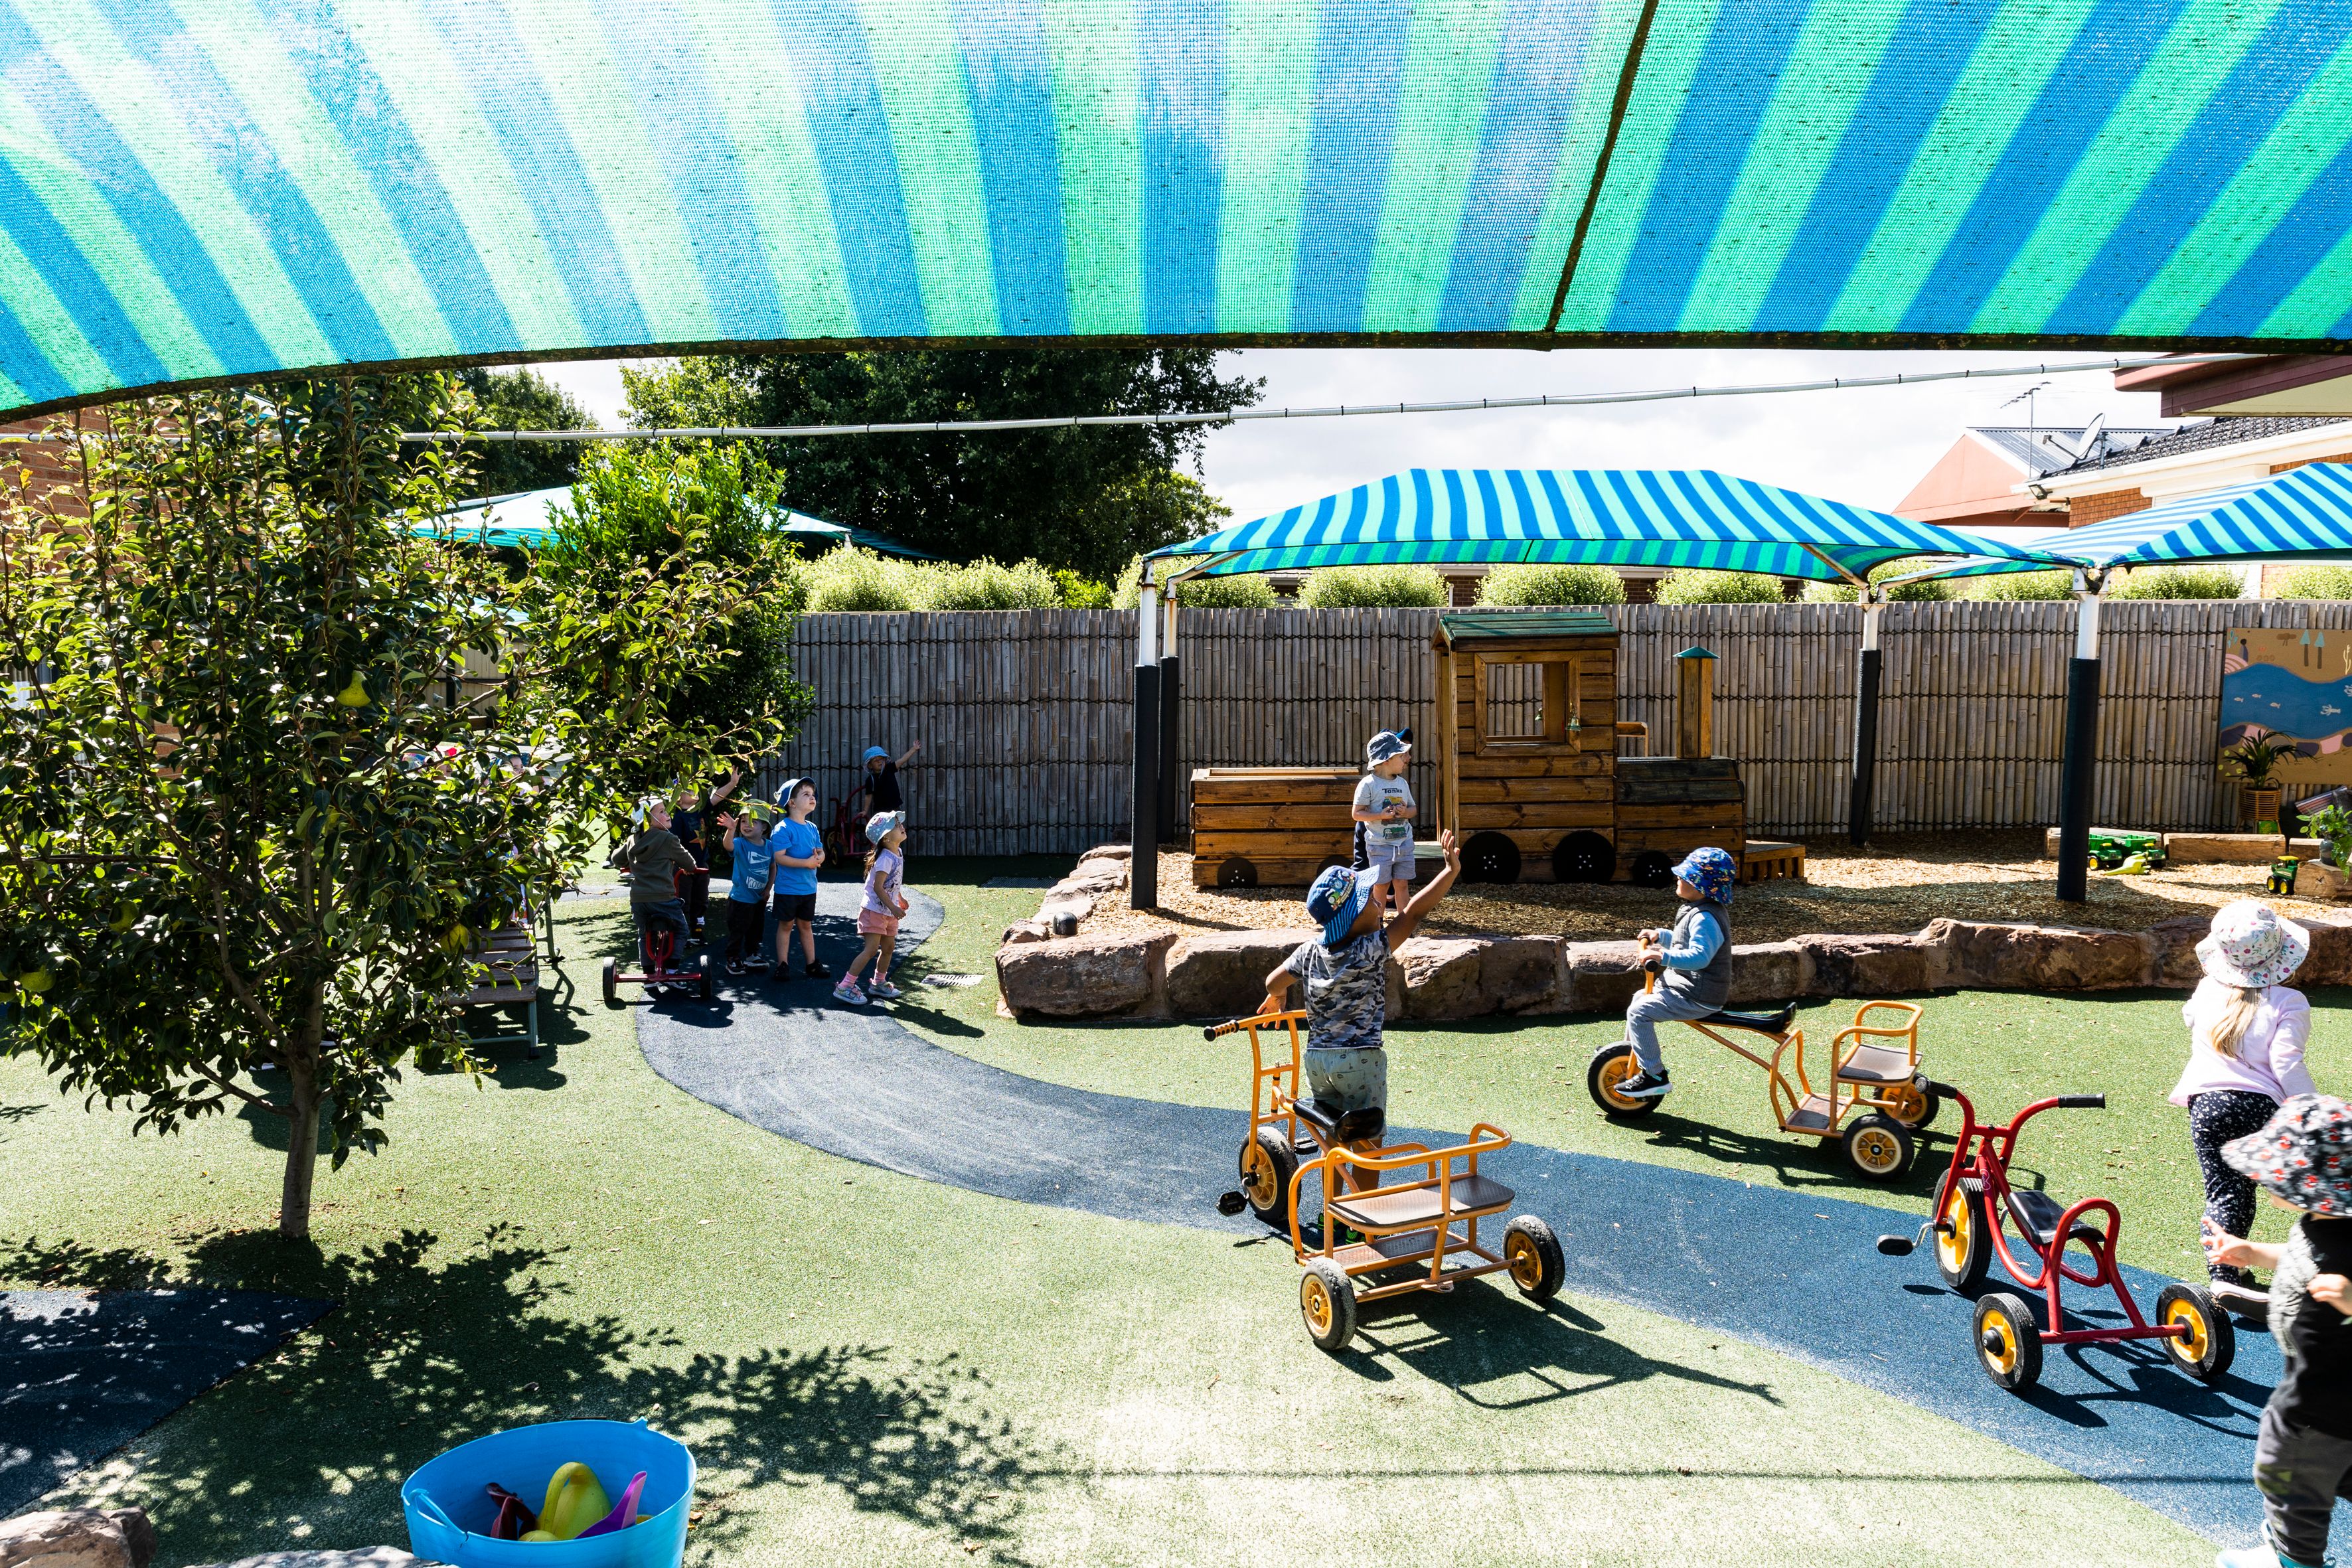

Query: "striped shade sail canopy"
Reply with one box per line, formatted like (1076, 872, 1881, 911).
(1935, 463, 2352, 580)
(418, 487, 934, 557)
(1145, 468, 2073, 580)
(1, 1, 2351, 421)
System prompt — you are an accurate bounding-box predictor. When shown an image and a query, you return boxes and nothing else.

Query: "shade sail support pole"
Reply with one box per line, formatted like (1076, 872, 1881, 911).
(1849, 590, 1884, 847)
(1158, 591, 1180, 844)
(1132, 575, 1160, 910)
(2056, 571, 2106, 903)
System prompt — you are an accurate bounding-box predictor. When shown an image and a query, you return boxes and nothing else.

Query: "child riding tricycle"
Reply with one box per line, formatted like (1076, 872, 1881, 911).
(1875, 1077, 2234, 1392)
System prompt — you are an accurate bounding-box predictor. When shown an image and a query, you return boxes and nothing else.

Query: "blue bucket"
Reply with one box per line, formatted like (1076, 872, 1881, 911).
(402, 1419, 693, 1568)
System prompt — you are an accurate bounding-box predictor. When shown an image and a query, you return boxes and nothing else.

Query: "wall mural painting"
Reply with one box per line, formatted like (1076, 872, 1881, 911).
(2222, 627, 2352, 791)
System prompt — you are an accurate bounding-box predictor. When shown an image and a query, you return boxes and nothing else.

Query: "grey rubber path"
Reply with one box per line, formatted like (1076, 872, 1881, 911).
(637, 880, 2327, 1550)
(1, 1288, 330, 1514)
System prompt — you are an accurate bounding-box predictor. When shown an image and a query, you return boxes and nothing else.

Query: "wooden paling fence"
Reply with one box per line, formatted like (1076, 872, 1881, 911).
(754, 602, 2352, 856)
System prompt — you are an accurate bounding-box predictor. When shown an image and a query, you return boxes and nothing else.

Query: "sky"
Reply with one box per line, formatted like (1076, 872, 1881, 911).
(535, 349, 2166, 525)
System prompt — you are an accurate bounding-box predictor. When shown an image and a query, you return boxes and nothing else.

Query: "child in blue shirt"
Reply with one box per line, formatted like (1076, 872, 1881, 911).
(1612, 846, 1738, 1101)
(720, 803, 777, 977)
(770, 776, 828, 980)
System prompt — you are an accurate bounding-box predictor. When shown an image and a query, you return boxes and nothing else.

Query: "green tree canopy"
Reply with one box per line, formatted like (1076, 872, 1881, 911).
(406, 366, 588, 497)
(621, 351, 1257, 580)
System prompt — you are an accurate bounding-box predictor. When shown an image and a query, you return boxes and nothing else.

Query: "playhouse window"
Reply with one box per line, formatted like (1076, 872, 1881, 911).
(1484, 661, 1547, 740)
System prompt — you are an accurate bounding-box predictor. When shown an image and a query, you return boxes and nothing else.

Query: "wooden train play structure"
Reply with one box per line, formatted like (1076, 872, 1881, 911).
(1190, 609, 1800, 889)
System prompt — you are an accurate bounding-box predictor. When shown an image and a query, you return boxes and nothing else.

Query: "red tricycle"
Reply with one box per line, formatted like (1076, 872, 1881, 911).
(600, 869, 715, 1004)
(1875, 1078, 2233, 1393)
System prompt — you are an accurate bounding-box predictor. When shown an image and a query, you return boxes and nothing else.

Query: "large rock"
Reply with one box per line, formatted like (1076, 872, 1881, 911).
(0, 1511, 155, 1568)
(995, 931, 1174, 1016)
(1081, 843, 1133, 862)
(2146, 913, 2213, 988)
(1800, 933, 1934, 996)
(1396, 937, 1484, 1020)
(1728, 941, 1809, 1005)
(2290, 917, 2352, 988)
(1057, 858, 1130, 896)
(1562, 941, 1647, 1014)
(1479, 936, 1565, 1014)
(1923, 919, 2154, 991)
(1165, 929, 1314, 1019)
(999, 917, 1053, 946)
(185, 1553, 441, 1568)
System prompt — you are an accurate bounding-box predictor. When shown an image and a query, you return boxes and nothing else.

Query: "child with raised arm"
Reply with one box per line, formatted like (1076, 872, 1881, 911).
(718, 802, 775, 977)
(2203, 1096, 2352, 1568)
(769, 776, 828, 981)
(834, 811, 909, 1006)
(1257, 830, 1462, 1191)
(1612, 846, 1739, 1103)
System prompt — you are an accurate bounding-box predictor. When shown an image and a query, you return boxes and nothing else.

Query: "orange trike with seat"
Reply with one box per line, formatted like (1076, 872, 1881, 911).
(1585, 969, 1938, 1180)
(1210, 1010, 1566, 1351)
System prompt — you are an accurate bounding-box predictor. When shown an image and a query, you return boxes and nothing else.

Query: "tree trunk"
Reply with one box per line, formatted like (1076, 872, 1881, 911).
(278, 1046, 321, 1241)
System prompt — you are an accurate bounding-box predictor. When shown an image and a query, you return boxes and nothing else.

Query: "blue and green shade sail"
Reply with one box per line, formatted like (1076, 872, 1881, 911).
(2, 0, 2351, 420)
(418, 486, 934, 558)
(1932, 463, 2352, 580)
(1144, 467, 2076, 581)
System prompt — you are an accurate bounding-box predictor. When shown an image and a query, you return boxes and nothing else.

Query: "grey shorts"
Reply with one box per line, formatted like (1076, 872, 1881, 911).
(1366, 839, 1415, 885)
(1304, 1046, 1387, 1116)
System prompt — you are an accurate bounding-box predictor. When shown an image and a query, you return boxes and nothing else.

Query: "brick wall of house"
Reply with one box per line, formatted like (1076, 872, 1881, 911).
(2272, 451, 2352, 475)
(2067, 487, 2150, 526)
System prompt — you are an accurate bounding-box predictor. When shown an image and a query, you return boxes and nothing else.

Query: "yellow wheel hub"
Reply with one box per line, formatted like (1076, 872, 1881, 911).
(1936, 1191, 1971, 1272)
(1885, 1083, 1926, 1123)
(1507, 1233, 1540, 1288)
(2167, 1300, 2209, 1360)
(1302, 1277, 1332, 1332)
(1854, 1129, 1900, 1172)
(1982, 1314, 2019, 1373)
(1241, 1145, 1275, 1208)
(1599, 1058, 1641, 1109)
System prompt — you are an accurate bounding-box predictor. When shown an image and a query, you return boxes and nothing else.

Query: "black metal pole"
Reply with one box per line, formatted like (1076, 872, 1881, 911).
(1847, 647, 1881, 847)
(1131, 662, 1160, 909)
(1158, 652, 1181, 842)
(2055, 655, 2102, 902)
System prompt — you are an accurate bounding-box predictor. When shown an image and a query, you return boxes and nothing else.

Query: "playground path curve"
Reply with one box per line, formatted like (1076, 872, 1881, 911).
(633, 882, 2291, 1548)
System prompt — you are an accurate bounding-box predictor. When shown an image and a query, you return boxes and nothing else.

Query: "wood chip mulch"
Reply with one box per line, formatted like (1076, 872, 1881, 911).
(1079, 832, 2329, 946)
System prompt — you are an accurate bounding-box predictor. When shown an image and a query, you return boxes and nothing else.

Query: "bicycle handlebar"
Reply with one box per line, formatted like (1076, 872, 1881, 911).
(2055, 1093, 2106, 1109)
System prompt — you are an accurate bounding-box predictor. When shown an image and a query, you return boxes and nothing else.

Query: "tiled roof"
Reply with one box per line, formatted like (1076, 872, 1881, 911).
(1968, 424, 2179, 477)
(2045, 414, 2352, 476)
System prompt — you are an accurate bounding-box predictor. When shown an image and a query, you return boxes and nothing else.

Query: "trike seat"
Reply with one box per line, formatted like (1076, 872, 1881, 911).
(1836, 1042, 1917, 1083)
(1695, 1000, 1797, 1035)
(1328, 1173, 1514, 1232)
(1291, 1097, 1387, 1146)
(2005, 1187, 2104, 1249)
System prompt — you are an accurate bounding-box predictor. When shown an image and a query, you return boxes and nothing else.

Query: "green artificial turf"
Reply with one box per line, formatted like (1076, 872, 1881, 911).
(893, 858, 2351, 1280)
(0, 889, 2217, 1565)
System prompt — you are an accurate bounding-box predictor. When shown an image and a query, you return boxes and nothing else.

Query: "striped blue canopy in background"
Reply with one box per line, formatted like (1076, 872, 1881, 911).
(1933, 463, 2352, 579)
(1145, 468, 2072, 581)
(416, 487, 935, 557)
(0, 1, 2349, 420)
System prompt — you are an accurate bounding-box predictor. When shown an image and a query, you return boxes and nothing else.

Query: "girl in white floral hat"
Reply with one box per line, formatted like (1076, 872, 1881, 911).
(2170, 900, 2321, 1320)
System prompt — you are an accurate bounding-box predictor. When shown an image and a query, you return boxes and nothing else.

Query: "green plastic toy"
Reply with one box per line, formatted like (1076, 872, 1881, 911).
(2088, 830, 2165, 870)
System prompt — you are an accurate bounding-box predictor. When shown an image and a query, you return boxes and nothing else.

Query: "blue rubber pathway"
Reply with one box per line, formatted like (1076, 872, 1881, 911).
(634, 881, 2310, 1549)
(1, 1289, 331, 1514)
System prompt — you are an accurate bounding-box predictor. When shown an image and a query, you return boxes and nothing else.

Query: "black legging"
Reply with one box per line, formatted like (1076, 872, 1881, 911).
(2189, 1088, 2282, 1285)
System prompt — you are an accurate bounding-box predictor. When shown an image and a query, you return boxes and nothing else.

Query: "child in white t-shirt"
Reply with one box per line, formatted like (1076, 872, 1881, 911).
(1352, 730, 1415, 914)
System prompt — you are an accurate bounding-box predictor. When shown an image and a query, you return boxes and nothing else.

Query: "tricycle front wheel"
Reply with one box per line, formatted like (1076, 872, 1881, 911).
(2156, 1283, 2236, 1382)
(1934, 1181, 1991, 1293)
(1585, 1043, 1660, 1120)
(1238, 1127, 1298, 1230)
(1974, 1292, 2043, 1392)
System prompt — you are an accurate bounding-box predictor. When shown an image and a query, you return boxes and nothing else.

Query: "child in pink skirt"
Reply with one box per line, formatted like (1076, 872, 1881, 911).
(835, 811, 909, 1005)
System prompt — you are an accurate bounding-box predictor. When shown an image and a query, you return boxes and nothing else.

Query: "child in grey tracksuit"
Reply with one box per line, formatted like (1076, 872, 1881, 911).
(1612, 846, 1739, 1101)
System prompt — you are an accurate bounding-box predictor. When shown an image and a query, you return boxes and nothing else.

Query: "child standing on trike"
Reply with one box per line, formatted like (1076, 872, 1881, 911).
(1612, 846, 1738, 1103)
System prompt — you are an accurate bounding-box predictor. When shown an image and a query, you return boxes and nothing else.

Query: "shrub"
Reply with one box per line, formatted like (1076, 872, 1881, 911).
(1053, 568, 1113, 608)
(1802, 561, 1953, 603)
(1652, 568, 1785, 605)
(1474, 562, 1626, 607)
(1295, 564, 1449, 608)
(917, 556, 1060, 610)
(2267, 564, 2352, 600)
(1966, 569, 2076, 601)
(1174, 572, 1279, 608)
(2107, 565, 2244, 600)
(800, 546, 915, 611)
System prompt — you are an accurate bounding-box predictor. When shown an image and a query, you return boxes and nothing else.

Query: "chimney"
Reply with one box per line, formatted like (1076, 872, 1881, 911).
(1674, 647, 1715, 759)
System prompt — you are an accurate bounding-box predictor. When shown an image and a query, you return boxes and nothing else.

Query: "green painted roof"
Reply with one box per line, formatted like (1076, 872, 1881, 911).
(1437, 609, 1617, 641)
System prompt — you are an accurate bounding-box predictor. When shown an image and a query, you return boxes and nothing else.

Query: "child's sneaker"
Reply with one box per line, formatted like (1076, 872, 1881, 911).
(723, 960, 747, 978)
(1614, 1069, 1672, 1099)
(831, 978, 868, 1006)
(867, 978, 903, 1000)
(802, 961, 830, 980)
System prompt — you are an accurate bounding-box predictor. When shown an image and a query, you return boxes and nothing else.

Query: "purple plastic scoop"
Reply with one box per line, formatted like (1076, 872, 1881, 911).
(576, 1470, 647, 1537)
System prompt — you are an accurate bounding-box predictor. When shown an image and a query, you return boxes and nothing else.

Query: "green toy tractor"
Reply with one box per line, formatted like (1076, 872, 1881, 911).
(2088, 830, 2165, 871)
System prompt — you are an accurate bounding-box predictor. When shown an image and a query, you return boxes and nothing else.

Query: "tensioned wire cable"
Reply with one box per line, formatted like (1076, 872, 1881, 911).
(0, 354, 2257, 442)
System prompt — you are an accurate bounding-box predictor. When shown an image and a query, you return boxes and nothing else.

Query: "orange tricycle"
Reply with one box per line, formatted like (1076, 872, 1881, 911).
(1210, 1010, 1565, 1351)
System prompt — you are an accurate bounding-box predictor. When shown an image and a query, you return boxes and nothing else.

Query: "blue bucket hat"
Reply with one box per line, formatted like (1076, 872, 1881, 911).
(1364, 730, 1412, 767)
(775, 775, 815, 809)
(1306, 864, 1372, 946)
(865, 809, 906, 846)
(1672, 846, 1737, 905)
(862, 746, 890, 764)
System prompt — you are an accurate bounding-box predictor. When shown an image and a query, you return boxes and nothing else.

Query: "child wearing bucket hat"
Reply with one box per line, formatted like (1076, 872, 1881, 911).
(835, 811, 910, 1006)
(1611, 847, 1740, 1101)
(1352, 729, 1417, 915)
(1256, 829, 1462, 1189)
(2171, 901, 2321, 1320)
(2203, 1095, 2352, 1568)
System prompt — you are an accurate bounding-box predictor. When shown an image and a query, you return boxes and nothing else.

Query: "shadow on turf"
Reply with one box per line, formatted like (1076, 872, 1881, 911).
(3, 1225, 1051, 1567)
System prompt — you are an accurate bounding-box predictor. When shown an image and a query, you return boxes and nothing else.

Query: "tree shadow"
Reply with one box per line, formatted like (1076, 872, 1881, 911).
(1618, 1108, 1956, 1198)
(2, 1227, 1053, 1566)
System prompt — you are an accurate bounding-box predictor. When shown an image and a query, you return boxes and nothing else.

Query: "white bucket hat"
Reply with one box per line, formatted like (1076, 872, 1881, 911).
(2195, 900, 2310, 990)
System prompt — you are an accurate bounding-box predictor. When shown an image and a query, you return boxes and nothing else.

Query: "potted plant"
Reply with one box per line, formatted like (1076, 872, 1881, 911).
(2300, 803, 2352, 898)
(2221, 736, 2290, 830)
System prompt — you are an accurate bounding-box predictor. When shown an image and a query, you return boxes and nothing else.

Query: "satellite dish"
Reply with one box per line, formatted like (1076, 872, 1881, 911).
(2078, 413, 2108, 459)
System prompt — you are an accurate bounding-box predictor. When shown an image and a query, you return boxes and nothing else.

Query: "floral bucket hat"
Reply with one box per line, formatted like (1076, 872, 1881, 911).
(2223, 1094, 2352, 1218)
(2195, 900, 2310, 989)
(1672, 846, 1737, 905)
